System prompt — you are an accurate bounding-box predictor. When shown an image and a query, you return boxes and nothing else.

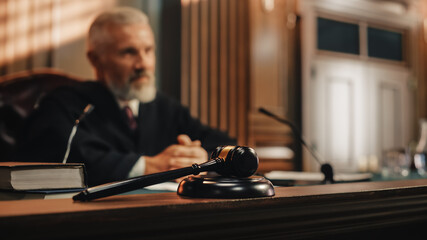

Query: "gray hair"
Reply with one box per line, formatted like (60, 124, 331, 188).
(88, 7, 150, 51)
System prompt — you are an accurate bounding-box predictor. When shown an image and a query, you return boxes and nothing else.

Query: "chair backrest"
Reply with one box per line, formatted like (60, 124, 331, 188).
(0, 69, 84, 161)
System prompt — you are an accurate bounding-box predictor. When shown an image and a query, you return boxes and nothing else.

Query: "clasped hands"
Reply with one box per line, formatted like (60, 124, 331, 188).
(144, 134, 208, 177)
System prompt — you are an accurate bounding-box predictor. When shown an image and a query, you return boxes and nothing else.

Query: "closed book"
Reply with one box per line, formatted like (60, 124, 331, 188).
(0, 162, 87, 191)
(265, 171, 373, 183)
(0, 188, 84, 201)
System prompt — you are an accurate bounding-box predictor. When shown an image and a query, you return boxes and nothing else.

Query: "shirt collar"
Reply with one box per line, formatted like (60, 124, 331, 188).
(117, 98, 140, 117)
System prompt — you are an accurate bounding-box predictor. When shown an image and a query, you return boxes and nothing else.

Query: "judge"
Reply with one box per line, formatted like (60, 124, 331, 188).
(15, 7, 235, 186)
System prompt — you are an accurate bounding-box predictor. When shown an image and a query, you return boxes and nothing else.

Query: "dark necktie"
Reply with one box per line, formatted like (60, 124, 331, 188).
(123, 106, 137, 130)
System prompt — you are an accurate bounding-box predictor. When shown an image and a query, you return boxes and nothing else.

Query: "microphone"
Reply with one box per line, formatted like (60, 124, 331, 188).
(73, 145, 259, 201)
(258, 107, 334, 183)
(62, 104, 95, 164)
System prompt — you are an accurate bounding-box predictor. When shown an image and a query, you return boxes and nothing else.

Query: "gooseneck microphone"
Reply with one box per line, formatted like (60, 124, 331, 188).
(258, 107, 334, 183)
(62, 104, 95, 164)
(73, 146, 259, 201)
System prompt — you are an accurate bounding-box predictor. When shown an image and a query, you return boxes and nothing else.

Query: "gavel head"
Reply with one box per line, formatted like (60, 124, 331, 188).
(210, 146, 259, 178)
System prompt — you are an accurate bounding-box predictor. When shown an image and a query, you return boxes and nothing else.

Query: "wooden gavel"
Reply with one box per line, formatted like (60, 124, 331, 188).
(73, 145, 259, 201)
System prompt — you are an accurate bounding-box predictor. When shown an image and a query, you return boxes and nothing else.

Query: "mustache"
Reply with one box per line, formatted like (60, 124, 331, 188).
(131, 70, 153, 81)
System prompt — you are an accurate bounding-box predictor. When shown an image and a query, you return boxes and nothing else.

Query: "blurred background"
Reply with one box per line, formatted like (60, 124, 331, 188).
(1, 0, 426, 174)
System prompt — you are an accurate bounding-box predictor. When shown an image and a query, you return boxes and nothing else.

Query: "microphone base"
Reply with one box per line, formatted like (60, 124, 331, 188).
(177, 175, 275, 199)
(321, 163, 335, 184)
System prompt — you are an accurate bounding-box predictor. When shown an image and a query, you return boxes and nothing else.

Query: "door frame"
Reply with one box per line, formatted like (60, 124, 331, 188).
(299, 0, 418, 172)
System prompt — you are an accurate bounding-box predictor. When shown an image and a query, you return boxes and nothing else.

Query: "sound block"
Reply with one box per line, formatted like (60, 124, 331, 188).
(177, 175, 275, 198)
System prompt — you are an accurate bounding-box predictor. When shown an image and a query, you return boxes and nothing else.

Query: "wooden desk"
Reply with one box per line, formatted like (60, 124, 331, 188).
(2, 179, 427, 239)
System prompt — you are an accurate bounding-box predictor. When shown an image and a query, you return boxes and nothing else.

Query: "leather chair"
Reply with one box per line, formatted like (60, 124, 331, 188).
(0, 69, 84, 161)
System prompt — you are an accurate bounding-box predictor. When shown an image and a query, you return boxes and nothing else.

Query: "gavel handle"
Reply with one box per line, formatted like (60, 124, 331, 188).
(73, 158, 223, 201)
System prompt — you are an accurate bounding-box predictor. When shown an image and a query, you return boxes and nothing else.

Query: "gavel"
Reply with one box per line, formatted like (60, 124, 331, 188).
(73, 146, 259, 201)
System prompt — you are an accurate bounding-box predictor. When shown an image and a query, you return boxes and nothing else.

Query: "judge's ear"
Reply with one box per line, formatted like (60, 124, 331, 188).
(87, 50, 105, 82)
(87, 50, 100, 68)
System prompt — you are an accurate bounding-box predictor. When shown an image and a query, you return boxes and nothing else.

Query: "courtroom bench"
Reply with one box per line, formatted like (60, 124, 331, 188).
(1, 179, 427, 239)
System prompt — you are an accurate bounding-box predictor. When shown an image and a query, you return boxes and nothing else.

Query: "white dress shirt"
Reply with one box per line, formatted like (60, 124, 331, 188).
(117, 99, 146, 178)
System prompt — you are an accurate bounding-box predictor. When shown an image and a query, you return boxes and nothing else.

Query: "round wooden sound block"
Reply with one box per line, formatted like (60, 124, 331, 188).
(177, 175, 275, 198)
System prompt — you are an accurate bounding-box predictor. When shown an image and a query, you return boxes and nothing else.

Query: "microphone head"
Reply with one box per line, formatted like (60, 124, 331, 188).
(84, 104, 95, 115)
(210, 146, 259, 178)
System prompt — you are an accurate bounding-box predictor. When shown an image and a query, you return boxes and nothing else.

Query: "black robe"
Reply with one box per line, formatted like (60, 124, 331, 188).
(15, 81, 236, 186)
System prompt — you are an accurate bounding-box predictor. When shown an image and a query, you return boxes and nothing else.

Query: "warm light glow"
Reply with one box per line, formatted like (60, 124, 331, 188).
(181, 0, 191, 7)
(262, 0, 275, 12)
(329, 80, 352, 162)
(255, 146, 294, 159)
(0, 0, 116, 68)
(424, 18, 427, 44)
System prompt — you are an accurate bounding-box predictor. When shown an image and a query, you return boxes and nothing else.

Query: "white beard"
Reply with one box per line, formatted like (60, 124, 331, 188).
(128, 82, 156, 103)
(107, 75, 157, 103)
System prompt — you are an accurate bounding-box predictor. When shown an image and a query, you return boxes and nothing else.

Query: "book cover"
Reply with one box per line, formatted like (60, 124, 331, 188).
(0, 162, 87, 191)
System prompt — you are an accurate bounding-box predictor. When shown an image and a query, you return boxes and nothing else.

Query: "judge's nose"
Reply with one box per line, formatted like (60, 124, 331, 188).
(134, 49, 154, 70)
(134, 54, 147, 70)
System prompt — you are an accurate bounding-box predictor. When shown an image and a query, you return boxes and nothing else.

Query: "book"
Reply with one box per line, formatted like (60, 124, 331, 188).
(265, 170, 373, 185)
(0, 189, 84, 201)
(0, 162, 87, 191)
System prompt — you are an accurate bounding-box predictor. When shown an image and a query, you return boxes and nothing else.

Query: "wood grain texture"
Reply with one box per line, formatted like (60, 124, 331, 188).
(2, 179, 427, 239)
(181, 0, 250, 145)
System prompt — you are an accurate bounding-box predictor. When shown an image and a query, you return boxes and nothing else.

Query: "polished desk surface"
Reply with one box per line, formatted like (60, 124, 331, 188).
(2, 179, 427, 239)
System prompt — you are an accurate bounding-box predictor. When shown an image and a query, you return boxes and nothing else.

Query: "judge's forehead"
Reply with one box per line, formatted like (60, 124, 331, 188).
(104, 23, 153, 40)
(102, 23, 154, 44)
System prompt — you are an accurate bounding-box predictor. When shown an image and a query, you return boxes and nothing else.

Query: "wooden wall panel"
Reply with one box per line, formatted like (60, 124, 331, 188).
(247, 0, 299, 149)
(190, 0, 200, 117)
(200, 0, 209, 124)
(248, 0, 300, 171)
(181, 0, 191, 106)
(0, 0, 7, 75)
(418, 1, 427, 121)
(228, 0, 237, 138)
(208, 0, 219, 129)
(181, 0, 250, 145)
(181, 0, 300, 171)
(218, 0, 229, 132)
(237, 1, 249, 146)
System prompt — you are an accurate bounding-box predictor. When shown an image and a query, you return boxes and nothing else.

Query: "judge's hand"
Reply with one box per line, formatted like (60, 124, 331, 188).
(144, 134, 208, 175)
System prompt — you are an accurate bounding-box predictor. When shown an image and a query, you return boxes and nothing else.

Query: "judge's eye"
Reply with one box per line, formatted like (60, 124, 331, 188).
(145, 46, 154, 54)
(120, 48, 138, 56)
